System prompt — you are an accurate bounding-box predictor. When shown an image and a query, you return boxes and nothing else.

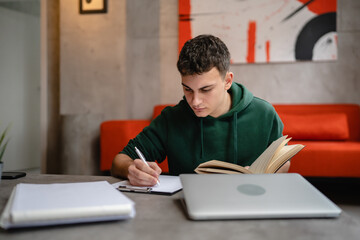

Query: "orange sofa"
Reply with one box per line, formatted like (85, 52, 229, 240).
(100, 104, 360, 177)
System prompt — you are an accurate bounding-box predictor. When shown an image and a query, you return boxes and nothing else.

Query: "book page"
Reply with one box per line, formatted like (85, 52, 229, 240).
(249, 136, 288, 174)
(266, 144, 305, 173)
(195, 167, 251, 174)
(195, 160, 252, 174)
(270, 137, 291, 163)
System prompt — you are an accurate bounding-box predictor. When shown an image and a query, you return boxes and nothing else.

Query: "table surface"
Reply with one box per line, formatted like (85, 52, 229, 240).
(1, 173, 360, 240)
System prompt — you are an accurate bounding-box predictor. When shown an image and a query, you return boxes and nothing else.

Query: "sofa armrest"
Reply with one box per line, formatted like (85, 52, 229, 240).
(100, 120, 151, 171)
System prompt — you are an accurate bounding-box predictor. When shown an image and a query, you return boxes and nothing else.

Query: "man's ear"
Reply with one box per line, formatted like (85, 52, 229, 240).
(224, 72, 233, 90)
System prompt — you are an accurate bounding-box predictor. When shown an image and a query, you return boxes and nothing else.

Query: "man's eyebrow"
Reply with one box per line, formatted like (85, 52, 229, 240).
(200, 84, 215, 90)
(182, 83, 191, 89)
(181, 83, 215, 90)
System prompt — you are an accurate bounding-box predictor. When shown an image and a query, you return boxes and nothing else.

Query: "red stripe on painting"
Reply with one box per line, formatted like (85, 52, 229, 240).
(266, 40, 270, 63)
(297, 0, 336, 15)
(246, 21, 256, 63)
(178, 0, 192, 54)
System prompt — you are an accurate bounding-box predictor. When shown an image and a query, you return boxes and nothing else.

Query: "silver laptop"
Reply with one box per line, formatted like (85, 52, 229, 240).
(180, 173, 341, 220)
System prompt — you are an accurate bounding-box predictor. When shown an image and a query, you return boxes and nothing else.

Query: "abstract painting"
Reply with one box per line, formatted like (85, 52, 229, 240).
(179, 0, 337, 63)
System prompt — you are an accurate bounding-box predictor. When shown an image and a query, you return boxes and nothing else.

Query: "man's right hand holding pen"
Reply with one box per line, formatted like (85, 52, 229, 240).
(127, 158, 162, 186)
(111, 148, 162, 187)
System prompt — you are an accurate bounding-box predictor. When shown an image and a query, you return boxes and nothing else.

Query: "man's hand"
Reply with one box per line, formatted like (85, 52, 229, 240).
(127, 159, 162, 186)
(276, 161, 291, 173)
(111, 153, 162, 186)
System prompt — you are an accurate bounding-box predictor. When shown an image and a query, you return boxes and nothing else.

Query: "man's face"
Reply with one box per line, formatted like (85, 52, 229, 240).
(181, 67, 233, 118)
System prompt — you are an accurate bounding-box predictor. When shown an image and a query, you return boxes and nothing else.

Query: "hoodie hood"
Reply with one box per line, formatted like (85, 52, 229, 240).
(218, 82, 254, 119)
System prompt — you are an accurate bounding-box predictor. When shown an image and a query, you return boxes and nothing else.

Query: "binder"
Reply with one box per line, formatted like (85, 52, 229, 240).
(0, 181, 135, 229)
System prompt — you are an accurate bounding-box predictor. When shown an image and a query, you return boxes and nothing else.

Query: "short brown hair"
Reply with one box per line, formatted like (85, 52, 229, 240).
(177, 35, 231, 78)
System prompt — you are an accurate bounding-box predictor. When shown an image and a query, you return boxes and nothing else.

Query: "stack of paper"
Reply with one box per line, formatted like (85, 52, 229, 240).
(0, 181, 135, 229)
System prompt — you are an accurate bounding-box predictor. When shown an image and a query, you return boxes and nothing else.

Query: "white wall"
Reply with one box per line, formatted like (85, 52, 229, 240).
(0, 4, 41, 171)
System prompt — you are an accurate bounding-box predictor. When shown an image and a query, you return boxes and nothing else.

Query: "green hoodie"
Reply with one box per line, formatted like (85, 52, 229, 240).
(122, 83, 283, 175)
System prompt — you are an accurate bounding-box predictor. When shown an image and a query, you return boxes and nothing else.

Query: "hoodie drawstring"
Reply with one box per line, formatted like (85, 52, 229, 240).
(200, 118, 204, 160)
(233, 112, 238, 164)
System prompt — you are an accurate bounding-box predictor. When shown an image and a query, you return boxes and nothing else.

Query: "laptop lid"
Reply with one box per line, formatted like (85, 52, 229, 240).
(180, 173, 341, 220)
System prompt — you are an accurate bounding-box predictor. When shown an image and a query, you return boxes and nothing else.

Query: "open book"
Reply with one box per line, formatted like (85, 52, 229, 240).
(195, 136, 304, 174)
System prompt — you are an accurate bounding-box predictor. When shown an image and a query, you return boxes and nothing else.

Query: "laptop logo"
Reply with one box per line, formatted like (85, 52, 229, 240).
(237, 184, 266, 196)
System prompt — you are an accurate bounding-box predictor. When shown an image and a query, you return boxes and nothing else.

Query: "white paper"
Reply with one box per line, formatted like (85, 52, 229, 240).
(112, 175, 182, 194)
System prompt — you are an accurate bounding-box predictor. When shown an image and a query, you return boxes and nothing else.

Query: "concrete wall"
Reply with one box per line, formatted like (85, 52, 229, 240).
(51, 0, 360, 175)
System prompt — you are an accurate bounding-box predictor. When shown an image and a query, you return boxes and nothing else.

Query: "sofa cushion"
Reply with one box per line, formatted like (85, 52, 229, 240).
(288, 141, 360, 177)
(280, 113, 350, 140)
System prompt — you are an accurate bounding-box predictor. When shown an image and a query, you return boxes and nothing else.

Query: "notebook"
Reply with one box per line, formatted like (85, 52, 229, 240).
(0, 181, 135, 229)
(180, 173, 341, 220)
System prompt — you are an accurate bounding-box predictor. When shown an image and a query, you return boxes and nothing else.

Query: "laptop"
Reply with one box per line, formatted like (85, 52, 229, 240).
(180, 173, 341, 220)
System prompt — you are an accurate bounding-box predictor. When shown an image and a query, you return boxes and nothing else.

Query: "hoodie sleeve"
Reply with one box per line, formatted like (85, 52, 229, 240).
(121, 113, 168, 163)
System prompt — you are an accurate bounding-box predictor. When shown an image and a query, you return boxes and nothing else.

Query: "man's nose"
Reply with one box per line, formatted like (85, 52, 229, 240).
(192, 92, 202, 106)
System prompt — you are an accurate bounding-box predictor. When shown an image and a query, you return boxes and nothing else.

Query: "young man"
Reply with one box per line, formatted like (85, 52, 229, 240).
(111, 35, 289, 186)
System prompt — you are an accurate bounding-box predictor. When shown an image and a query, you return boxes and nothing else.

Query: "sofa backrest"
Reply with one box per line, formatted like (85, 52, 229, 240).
(274, 104, 360, 141)
(100, 120, 151, 172)
(152, 104, 175, 119)
(153, 104, 360, 141)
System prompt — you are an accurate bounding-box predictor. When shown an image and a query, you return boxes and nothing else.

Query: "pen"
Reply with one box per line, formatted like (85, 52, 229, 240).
(135, 146, 160, 185)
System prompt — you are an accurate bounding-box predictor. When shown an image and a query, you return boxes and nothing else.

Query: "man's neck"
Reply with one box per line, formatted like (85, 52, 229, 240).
(225, 91, 232, 113)
(213, 92, 232, 118)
